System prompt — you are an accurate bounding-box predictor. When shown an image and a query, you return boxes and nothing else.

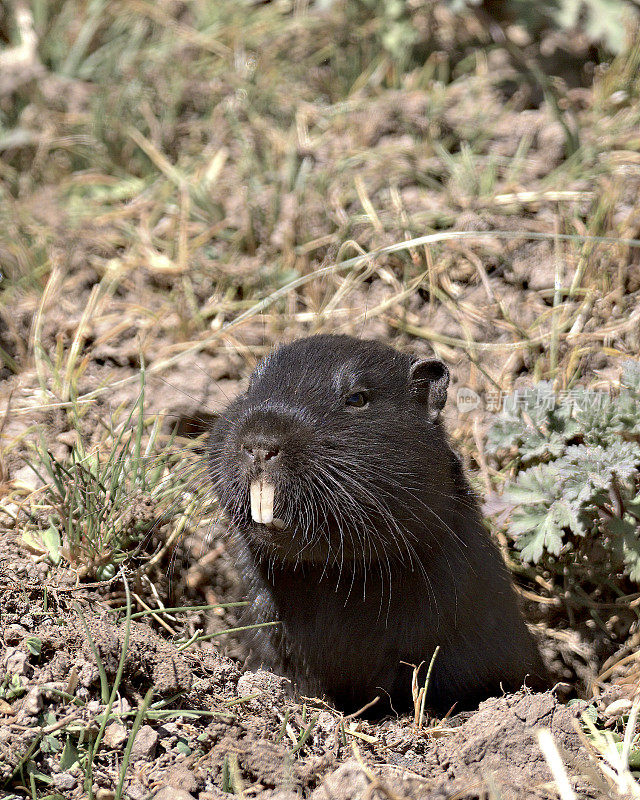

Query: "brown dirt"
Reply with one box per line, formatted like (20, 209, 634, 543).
(0, 484, 634, 798)
(0, 548, 606, 800)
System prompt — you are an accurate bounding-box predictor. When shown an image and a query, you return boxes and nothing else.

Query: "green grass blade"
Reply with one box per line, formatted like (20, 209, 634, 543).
(114, 686, 155, 800)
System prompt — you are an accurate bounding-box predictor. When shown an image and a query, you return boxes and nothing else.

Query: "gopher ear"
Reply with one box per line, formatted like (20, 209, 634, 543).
(409, 358, 450, 420)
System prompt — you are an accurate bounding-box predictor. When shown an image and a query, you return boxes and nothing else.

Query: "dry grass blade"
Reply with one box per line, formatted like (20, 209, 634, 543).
(537, 728, 577, 800)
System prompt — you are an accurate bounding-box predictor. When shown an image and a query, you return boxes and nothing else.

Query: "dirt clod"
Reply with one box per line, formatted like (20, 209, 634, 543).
(52, 773, 79, 791)
(3, 646, 29, 676)
(36, 611, 194, 695)
(236, 669, 292, 712)
(162, 766, 199, 793)
(20, 685, 44, 717)
(154, 789, 196, 800)
(310, 760, 369, 800)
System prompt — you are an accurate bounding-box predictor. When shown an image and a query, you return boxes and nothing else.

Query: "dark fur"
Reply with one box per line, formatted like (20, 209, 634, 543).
(208, 335, 549, 715)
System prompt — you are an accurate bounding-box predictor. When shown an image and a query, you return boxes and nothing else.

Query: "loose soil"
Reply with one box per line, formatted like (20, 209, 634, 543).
(0, 544, 613, 799)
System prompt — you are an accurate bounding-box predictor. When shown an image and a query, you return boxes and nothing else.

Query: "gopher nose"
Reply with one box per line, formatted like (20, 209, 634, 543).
(242, 441, 281, 464)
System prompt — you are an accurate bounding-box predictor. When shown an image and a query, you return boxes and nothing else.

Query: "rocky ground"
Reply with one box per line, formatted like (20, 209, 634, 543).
(0, 541, 626, 799)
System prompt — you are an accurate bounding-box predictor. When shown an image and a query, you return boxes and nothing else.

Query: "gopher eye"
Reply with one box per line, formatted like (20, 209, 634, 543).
(345, 391, 369, 408)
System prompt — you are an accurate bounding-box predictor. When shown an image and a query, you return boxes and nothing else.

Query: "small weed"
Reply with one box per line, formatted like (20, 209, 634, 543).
(410, 645, 441, 729)
(82, 568, 134, 799)
(221, 752, 244, 795)
(291, 714, 319, 755)
(488, 361, 640, 631)
(19, 366, 199, 580)
(0, 673, 26, 702)
(580, 696, 640, 796)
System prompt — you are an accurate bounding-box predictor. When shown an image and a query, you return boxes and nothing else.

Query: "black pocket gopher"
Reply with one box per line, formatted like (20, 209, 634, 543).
(208, 335, 549, 715)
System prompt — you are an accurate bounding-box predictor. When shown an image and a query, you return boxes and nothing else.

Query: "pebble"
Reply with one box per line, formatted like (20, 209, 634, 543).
(112, 697, 131, 715)
(103, 720, 128, 749)
(236, 669, 291, 712)
(53, 773, 78, 791)
(12, 465, 42, 490)
(4, 648, 30, 676)
(57, 430, 78, 447)
(314, 711, 337, 737)
(309, 760, 368, 800)
(21, 687, 43, 716)
(163, 766, 197, 793)
(131, 725, 159, 761)
(603, 698, 633, 719)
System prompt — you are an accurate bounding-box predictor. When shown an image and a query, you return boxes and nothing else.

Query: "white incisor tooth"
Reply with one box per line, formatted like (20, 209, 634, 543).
(250, 479, 275, 524)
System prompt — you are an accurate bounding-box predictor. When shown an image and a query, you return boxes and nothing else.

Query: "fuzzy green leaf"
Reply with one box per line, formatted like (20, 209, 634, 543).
(503, 462, 563, 506)
(487, 383, 580, 463)
(22, 522, 62, 566)
(60, 736, 80, 771)
(549, 497, 588, 538)
(607, 516, 640, 584)
(561, 444, 640, 505)
(552, 0, 631, 52)
(42, 522, 62, 565)
(516, 504, 565, 563)
(626, 498, 640, 521)
(25, 762, 52, 785)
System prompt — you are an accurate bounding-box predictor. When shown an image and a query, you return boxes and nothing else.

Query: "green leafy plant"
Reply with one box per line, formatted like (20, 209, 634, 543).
(488, 361, 640, 593)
